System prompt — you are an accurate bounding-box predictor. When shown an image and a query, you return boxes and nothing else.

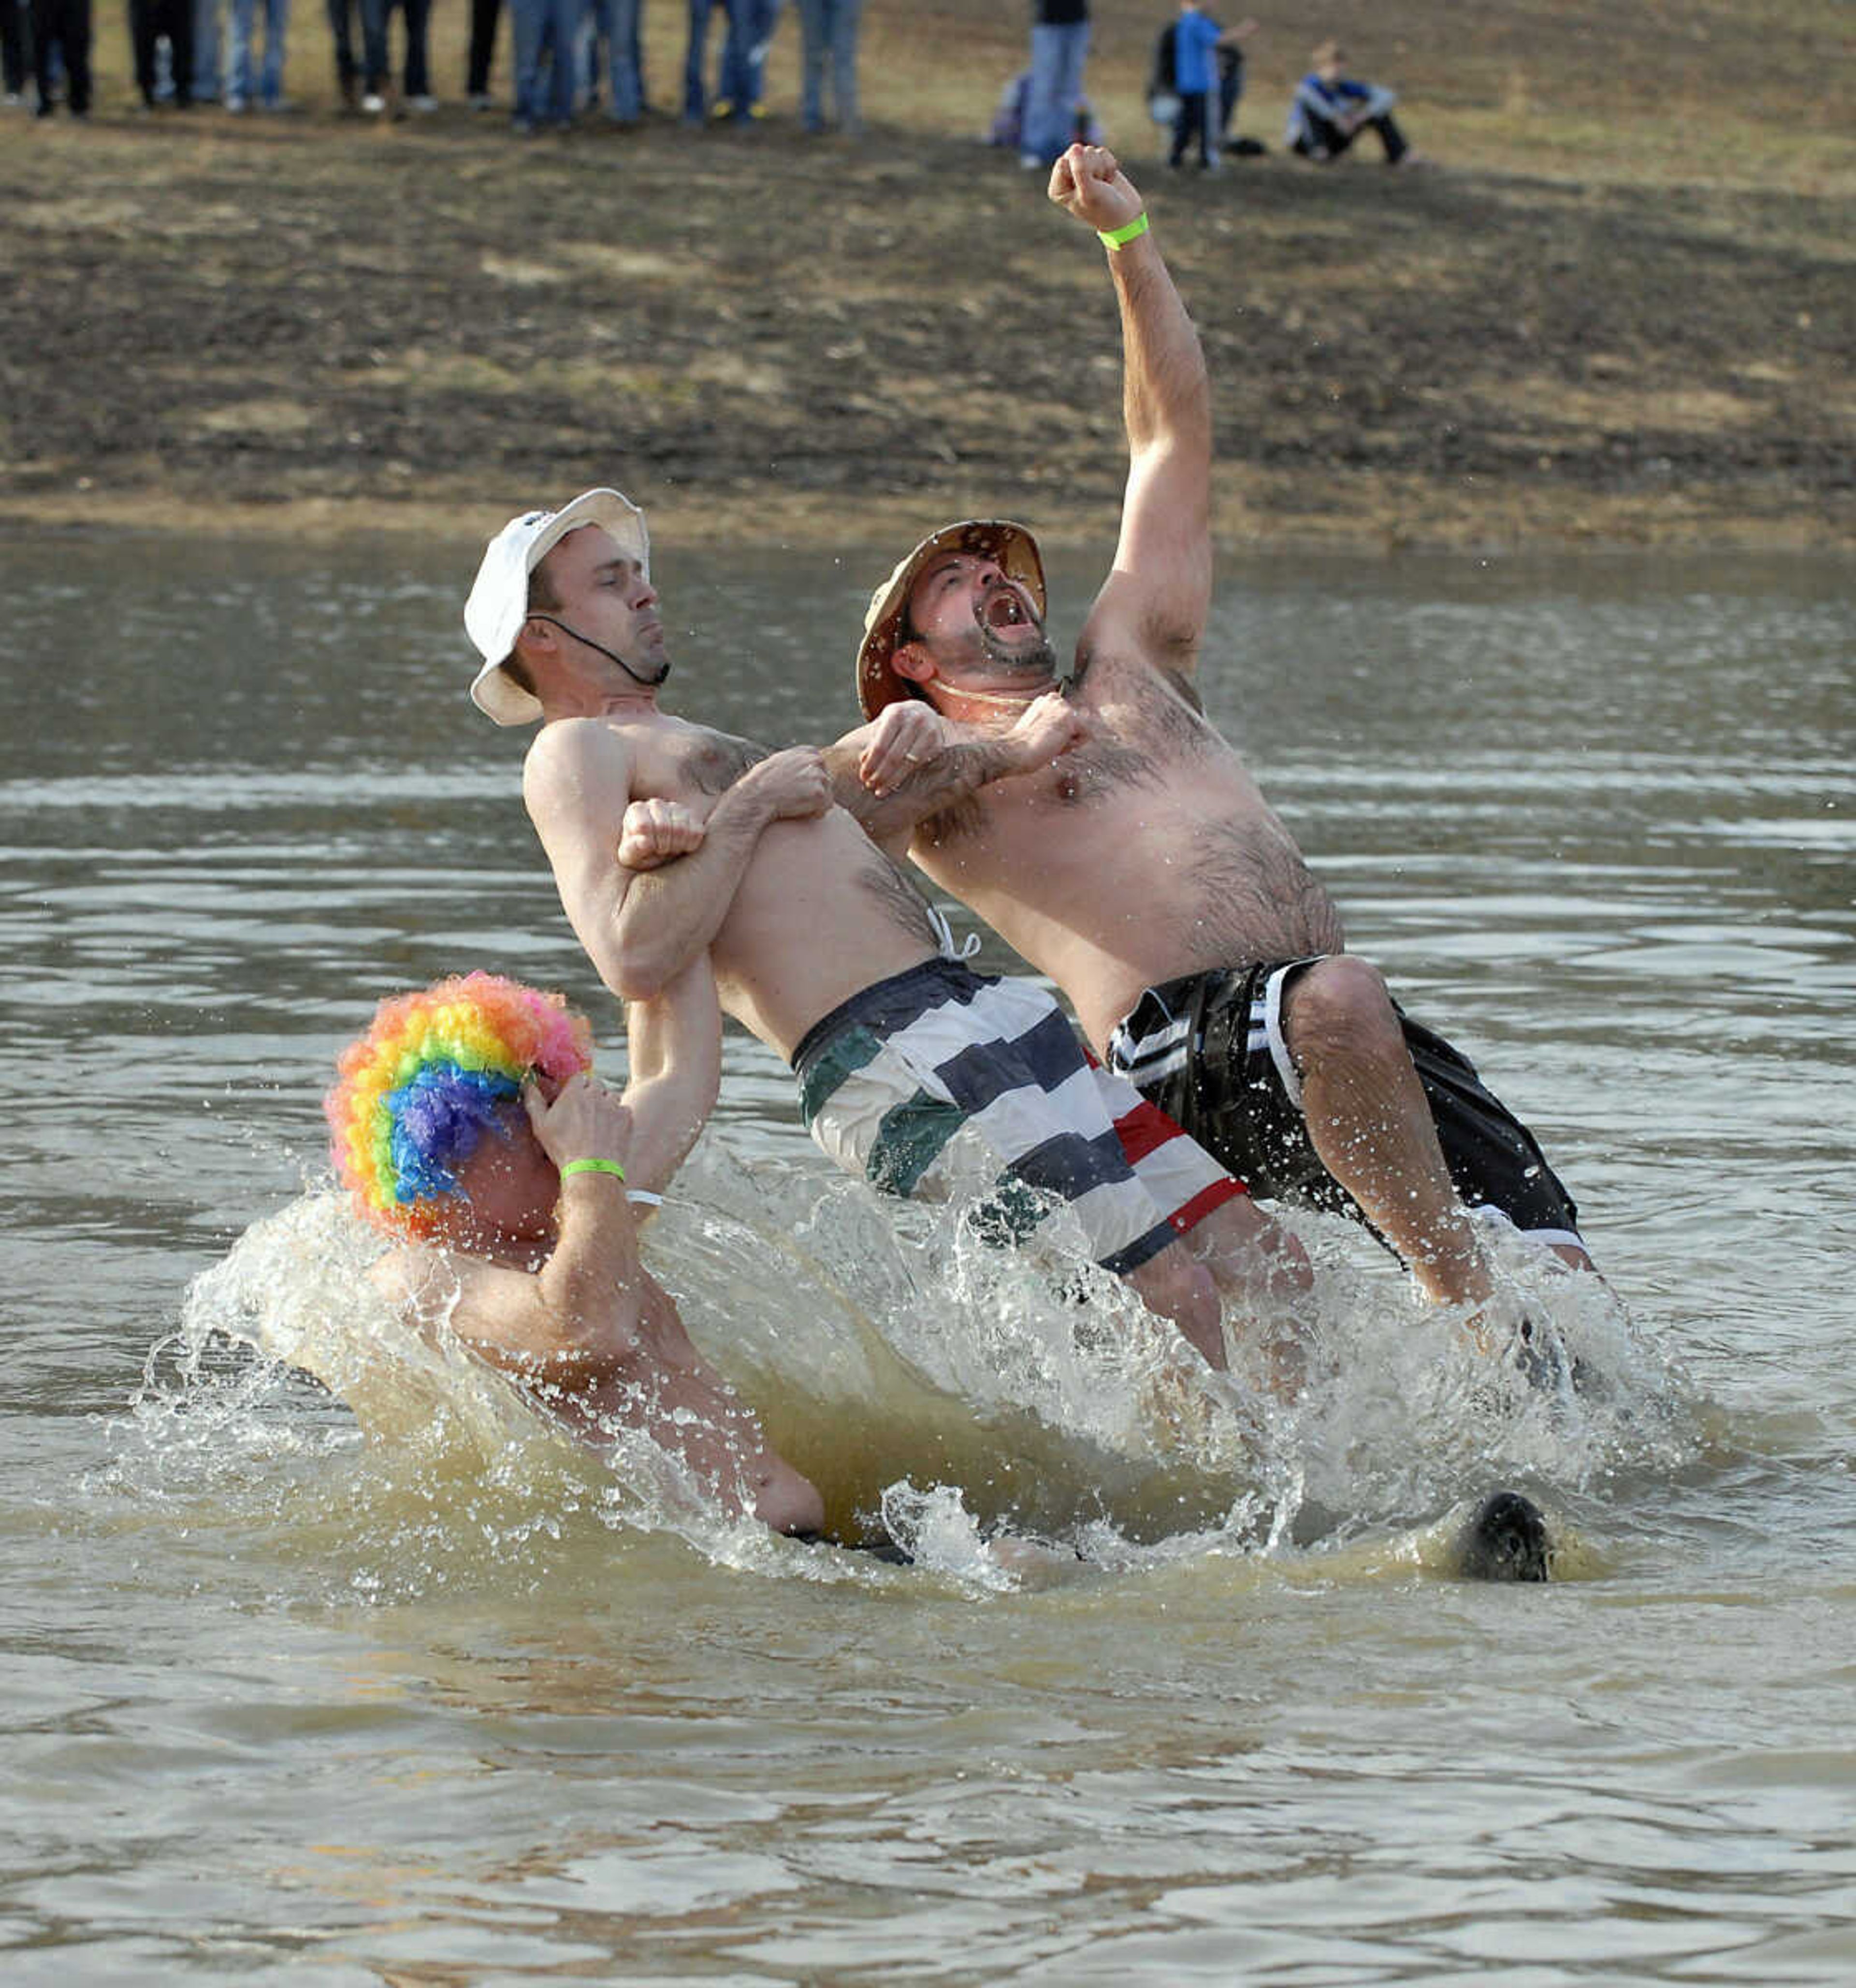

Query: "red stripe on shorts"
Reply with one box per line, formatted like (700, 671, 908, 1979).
(1113, 1095, 1189, 1165)
(1168, 1177, 1245, 1236)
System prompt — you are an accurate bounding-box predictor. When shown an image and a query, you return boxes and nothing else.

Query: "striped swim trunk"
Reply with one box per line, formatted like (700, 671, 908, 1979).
(791, 959, 1244, 1277)
(1106, 958, 1583, 1251)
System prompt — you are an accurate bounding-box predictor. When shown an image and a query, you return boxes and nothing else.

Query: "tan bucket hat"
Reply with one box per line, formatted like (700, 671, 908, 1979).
(854, 520, 1045, 720)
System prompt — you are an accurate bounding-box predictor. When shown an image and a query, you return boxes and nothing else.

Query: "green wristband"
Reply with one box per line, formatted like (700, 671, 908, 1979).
(560, 1157, 626, 1182)
(1098, 212, 1150, 251)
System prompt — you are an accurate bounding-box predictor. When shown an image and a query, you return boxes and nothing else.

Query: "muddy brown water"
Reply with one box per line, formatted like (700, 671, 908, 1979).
(3, 533, 1853, 1981)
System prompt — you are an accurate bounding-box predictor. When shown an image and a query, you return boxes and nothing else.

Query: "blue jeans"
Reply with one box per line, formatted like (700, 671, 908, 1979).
(225, 0, 287, 102)
(583, 0, 639, 116)
(681, 0, 738, 118)
(191, 0, 222, 97)
(796, 0, 856, 130)
(1024, 17, 1088, 163)
(512, 0, 575, 121)
(719, 0, 776, 109)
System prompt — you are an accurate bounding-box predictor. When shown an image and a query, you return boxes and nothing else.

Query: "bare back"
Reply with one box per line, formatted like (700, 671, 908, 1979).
(538, 710, 940, 1059)
(911, 652, 1345, 1049)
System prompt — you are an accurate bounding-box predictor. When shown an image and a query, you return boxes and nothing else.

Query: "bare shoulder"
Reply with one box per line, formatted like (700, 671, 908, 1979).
(367, 1242, 458, 1324)
(524, 715, 633, 792)
(523, 718, 641, 842)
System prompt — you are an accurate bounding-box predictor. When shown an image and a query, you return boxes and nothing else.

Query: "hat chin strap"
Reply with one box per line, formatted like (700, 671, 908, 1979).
(529, 615, 670, 689)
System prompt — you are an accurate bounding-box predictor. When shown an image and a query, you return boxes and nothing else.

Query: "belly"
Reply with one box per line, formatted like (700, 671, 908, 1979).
(712, 811, 939, 1058)
(927, 780, 1344, 1046)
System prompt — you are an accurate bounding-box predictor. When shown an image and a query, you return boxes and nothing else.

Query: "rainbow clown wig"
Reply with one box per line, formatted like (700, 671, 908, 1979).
(326, 972, 594, 1237)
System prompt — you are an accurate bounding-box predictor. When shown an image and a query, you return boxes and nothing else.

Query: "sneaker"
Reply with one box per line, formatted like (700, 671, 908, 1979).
(1458, 1490, 1552, 1583)
(1018, 151, 1042, 170)
(468, 91, 494, 111)
(361, 91, 386, 114)
(709, 98, 734, 120)
(407, 93, 438, 114)
(225, 93, 247, 113)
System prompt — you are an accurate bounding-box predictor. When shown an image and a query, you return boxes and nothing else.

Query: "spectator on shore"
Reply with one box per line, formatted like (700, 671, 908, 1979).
(2, 0, 27, 105)
(583, 0, 641, 121)
(463, 0, 499, 105)
(1020, 0, 1088, 171)
(360, 0, 433, 111)
(130, 0, 195, 105)
(681, 0, 737, 122)
(223, 0, 288, 109)
(1214, 17, 1262, 151)
(1285, 37, 1417, 166)
(512, 0, 575, 126)
(190, 0, 220, 100)
(796, 0, 856, 136)
(1160, 2, 1252, 172)
(989, 66, 1100, 152)
(29, 0, 89, 113)
(712, 0, 777, 120)
(326, 0, 361, 105)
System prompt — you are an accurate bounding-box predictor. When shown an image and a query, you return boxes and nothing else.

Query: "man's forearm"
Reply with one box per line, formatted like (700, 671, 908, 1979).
(538, 1171, 647, 1345)
(608, 789, 771, 999)
(1111, 234, 1211, 460)
(822, 729, 1034, 841)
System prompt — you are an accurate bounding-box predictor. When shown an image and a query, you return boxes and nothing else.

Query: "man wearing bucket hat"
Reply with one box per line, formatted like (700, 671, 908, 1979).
(849, 141, 1592, 1335)
(461, 482, 1316, 1380)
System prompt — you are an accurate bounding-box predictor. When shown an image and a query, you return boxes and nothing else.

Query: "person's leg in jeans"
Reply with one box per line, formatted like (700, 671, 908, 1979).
(715, 0, 753, 115)
(509, 0, 542, 121)
(257, 0, 287, 103)
(681, 0, 714, 118)
(540, 0, 575, 120)
(222, 0, 254, 101)
(794, 0, 821, 127)
(600, 0, 638, 118)
(1045, 17, 1087, 157)
(190, 0, 219, 98)
(1022, 20, 1060, 162)
(358, 0, 387, 97)
(827, 0, 858, 131)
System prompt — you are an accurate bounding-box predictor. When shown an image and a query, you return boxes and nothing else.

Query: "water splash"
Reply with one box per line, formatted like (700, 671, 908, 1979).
(123, 1139, 1697, 1598)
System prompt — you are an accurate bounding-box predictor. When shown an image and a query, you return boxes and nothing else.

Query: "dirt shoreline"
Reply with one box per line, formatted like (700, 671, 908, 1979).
(5, 1, 1851, 554)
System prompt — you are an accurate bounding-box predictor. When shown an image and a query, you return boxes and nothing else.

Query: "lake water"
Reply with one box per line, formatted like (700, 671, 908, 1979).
(3, 533, 1853, 1983)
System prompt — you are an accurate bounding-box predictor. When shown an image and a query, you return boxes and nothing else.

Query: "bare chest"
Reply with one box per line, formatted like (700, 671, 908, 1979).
(630, 721, 765, 811)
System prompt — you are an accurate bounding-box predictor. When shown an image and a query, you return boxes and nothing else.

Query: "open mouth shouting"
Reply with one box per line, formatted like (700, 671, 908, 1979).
(977, 580, 1059, 677)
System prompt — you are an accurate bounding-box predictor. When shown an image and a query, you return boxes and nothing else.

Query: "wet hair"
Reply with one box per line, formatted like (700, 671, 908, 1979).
(325, 972, 593, 1236)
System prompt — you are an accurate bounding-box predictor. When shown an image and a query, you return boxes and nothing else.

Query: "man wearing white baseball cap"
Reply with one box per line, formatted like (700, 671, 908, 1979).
(460, 474, 1316, 1379)
(846, 142, 1593, 1353)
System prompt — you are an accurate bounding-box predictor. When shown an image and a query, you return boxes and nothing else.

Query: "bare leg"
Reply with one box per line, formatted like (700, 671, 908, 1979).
(1281, 956, 1494, 1307)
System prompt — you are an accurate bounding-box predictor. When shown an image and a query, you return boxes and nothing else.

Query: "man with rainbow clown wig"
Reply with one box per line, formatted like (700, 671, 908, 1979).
(327, 963, 827, 1537)
(461, 467, 1317, 1388)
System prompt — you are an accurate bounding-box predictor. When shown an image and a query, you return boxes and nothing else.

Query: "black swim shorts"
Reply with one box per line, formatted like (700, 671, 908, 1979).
(1105, 958, 1583, 1253)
